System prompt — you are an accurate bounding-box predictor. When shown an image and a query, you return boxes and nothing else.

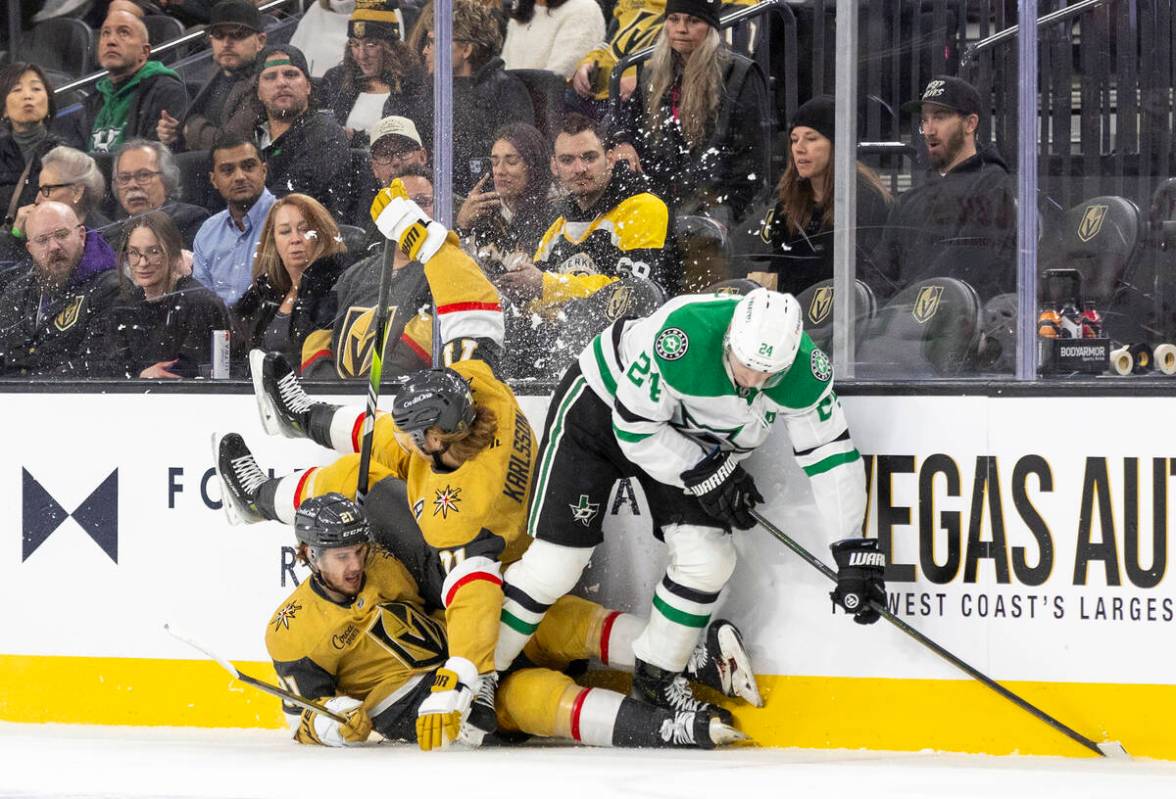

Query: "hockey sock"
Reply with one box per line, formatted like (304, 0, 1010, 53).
(631, 574, 722, 673)
(263, 469, 319, 525)
(306, 403, 342, 451)
(320, 407, 375, 455)
(596, 610, 643, 670)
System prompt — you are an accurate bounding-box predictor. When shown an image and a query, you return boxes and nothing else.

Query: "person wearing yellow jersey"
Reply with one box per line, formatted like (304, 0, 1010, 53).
(267, 492, 746, 750)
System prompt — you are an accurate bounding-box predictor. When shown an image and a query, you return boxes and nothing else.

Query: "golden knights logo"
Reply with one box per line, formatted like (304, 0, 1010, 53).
(606, 284, 633, 321)
(1077, 204, 1108, 243)
(271, 601, 302, 632)
(53, 296, 85, 332)
(433, 485, 462, 518)
(912, 285, 943, 324)
(338, 304, 398, 378)
(808, 286, 834, 325)
(367, 601, 446, 669)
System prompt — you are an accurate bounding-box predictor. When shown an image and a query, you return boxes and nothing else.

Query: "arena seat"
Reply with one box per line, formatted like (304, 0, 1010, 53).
(793, 278, 877, 353)
(855, 276, 983, 378)
(173, 149, 219, 211)
(701, 278, 763, 296)
(336, 224, 369, 256)
(507, 69, 568, 140)
(27, 18, 94, 76)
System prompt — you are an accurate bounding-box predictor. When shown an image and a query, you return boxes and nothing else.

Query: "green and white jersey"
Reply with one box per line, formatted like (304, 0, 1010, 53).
(578, 293, 866, 537)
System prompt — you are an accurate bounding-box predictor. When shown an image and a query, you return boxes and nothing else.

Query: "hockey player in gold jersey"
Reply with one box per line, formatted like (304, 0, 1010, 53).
(269, 492, 748, 749)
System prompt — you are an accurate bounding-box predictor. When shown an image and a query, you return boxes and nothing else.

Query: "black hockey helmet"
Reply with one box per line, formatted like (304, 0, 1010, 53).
(294, 493, 371, 552)
(390, 367, 476, 449)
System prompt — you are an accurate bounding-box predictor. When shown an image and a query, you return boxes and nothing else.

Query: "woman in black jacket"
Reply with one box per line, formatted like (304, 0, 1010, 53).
(104, 211, 230, 379)
(232, 193, 347, 372)
(0, 63, 61, 231)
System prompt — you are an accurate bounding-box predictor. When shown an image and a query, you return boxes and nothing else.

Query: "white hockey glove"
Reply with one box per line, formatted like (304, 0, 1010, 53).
(416, 656, 478, 751)
(370, 178, 447, 264)
(310, 695, 372, 746)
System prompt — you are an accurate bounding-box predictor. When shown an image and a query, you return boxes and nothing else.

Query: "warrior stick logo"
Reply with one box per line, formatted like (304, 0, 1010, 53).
(569, 494, 600, 526)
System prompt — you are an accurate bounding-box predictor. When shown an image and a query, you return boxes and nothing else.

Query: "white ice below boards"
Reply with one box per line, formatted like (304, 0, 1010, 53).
(2, 722, 1174, 799)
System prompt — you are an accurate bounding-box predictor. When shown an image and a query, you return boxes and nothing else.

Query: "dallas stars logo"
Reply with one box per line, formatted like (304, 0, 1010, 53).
(654, 327, 689, 360)
(569, 494, 600, 527)
(270, 601, 302, 632)
(433, 485, 462, 518)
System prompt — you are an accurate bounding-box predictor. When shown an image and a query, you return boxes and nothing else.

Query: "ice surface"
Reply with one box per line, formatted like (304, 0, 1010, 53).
(1, 723, 1173, 799)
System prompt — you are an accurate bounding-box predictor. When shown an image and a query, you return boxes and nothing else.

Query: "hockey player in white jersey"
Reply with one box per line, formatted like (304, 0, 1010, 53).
(494, 287, 885, 714)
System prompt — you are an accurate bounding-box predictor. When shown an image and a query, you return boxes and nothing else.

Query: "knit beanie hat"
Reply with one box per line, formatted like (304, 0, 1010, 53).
(664, 0, 722, 30)
(790, 95, 835, 141)
(348, 0, 402, 42)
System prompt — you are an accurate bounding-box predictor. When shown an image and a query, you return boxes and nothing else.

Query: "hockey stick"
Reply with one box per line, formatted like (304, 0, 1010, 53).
(164, 624, 348, 723)
(355, 236, 397, 509)
(748, 509, 1129, 759)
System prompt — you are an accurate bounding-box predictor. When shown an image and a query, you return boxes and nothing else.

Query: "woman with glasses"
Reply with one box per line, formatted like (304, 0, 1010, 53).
(319, 0, 427, 145)
(455, 123, 553, 269)
(232, 193, 348, 373)
(100, 211, 229, 379)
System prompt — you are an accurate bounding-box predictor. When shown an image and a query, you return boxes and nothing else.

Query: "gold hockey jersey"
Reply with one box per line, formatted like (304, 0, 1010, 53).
(266, 548, 447, 743)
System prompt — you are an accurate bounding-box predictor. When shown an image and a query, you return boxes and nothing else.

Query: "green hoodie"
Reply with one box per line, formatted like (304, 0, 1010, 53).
(89, 60, 180, 153)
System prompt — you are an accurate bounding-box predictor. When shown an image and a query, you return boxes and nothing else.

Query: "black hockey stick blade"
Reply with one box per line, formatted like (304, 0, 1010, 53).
(748, 510, 1129, 759)
(164, 623, 348, 724)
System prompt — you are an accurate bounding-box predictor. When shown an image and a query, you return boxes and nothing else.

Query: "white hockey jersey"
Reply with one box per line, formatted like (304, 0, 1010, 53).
(577, 293, 866, 538)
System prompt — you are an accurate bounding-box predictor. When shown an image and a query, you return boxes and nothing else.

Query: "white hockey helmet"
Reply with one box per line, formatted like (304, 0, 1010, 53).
(725, 288, 803, 375)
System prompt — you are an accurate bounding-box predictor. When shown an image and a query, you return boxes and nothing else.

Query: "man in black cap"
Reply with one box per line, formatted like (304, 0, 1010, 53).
(157, 0, 267, 153)
(870, 75, 1017, 302)
(254, 44, 353, 219)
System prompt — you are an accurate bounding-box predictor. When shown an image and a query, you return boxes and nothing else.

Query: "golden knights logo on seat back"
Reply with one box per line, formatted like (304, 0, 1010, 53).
(338, 304, 400, 378)
(808, 286, 834, 325)
(912, 285, 944, 324)
(1077, 204, 1108, 243)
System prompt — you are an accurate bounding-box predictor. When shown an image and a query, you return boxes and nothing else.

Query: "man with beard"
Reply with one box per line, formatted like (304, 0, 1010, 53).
(110, 139, 210, 249)
(254, 45, 352, 218)
(157, 0, 267, 153)
(871, 75, 1016, 301)
(192, 134, 277, 305)
(0, 202, 119, 376)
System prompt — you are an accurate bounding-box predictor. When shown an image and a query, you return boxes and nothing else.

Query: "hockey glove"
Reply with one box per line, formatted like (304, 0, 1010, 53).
(309, 696, 372, 746)
(416, 656, 478, 751)
(681, 450, 764, 531)
(830, 538, 887, 625)
(371, 178, 447, 264)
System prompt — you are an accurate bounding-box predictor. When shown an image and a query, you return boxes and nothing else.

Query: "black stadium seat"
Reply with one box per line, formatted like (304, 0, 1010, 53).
(143, 14, 187, 64)
(336, 224, 369, 256)
(794, 278, 877, 354)
(506, 69, 568, 140)
(27, 17, 94, 76)
(855, 277, 983, 378)
(173, 149, 220, 212)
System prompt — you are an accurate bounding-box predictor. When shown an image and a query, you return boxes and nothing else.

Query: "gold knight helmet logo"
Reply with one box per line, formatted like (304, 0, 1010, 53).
(53, 296, 84, 332)
(808, 286, 834, 325)
(912, 285, 943, 324)
(1077, 204, 1108, 243)
(606, 284, 632, 320)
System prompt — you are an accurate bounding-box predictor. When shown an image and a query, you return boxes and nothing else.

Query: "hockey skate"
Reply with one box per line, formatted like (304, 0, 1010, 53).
(653, 709, 747, 749)
(251, 349, 317, 439)
(213, 432, 268, 526)
(459, 671, 499, 747)
(686, 619, 764, 708)
(631, 658, 734, 725)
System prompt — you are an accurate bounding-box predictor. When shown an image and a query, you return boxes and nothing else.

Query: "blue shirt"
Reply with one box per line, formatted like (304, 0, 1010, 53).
(192, 188, 277, 306)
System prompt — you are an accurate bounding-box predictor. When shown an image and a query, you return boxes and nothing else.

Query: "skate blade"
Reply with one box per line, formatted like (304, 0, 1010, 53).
(718, 625, 764, 708)
(708, 718, 749, 747)
(249, 350, 283, 438)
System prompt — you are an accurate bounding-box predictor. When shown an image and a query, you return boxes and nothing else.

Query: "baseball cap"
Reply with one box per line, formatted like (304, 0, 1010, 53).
(258, 45, 310, 81)
(901, 76, 982, 117)
(370, 116, 423, 150)
(210, 0, 263, 32)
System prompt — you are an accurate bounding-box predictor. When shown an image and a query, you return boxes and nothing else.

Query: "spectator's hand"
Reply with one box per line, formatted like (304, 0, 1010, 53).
(610, 142, 642, 174)
(141, 359, 182, 379)
(495, 258, 543, 304)
(157, 109, 180, 146)
(572, 62, 595, 98)
(455, 174, 497, 229)
(180, 249, 193, 276)
(619, 73, 637, 101)
(12, 202, 35, 236)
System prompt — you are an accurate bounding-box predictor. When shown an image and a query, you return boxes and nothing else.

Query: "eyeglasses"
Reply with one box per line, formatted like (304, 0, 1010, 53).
(371, 150, 418, 167)
(29, 224, 82, 249)
(348, 39, 383, 54)
(411, 194, 434, 208)
(114, 170, 162, 186)
(38, 182, 76, 197)
(126, 245, 166, 264)
(209, 26, 254, 41)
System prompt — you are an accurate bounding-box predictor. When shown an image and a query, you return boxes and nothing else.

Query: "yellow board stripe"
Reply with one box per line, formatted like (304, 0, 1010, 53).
(3, 655, 1174, 759)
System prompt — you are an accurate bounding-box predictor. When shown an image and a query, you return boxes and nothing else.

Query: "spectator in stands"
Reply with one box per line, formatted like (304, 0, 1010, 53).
(872, 76, 1016, 301)
(349, 115, 429, 245)
(111, 139, 210, 248)
(612, 0, 767, 223)
(756, 96, 891, 296)
(232, 193, 347, 370)
(501, 0, 605, 79)
(1, 64, 62, 231)
(290, 0, 357, 78)
(157, 0, 267, 153)
(254, 45, 353, 219)
(455, 122, 553, 269)
(85, 10, 189, 153)
(320, 0, 429, 146)
(495, 113, 670, 308)
(420, 0, 534, 193)
(102, 210, 229, 378)
(0, 201, 119, 377)
(192, 134, 276, 305)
